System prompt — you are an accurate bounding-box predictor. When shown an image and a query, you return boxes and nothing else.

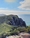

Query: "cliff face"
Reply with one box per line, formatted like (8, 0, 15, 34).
(6, 15, 26, 27)
(0, 15, 26, 27)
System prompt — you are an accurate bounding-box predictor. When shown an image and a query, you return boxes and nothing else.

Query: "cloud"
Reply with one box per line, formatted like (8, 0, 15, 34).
(0, 9, 30, 15)
(5, 0, 16, 3)
(18, 0, 30, 10)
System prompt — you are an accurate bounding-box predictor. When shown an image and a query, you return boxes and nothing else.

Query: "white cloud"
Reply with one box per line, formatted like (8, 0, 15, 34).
(5, 0, 16, 3)
(0, 9, 30, 15)
(18, 0, 30, 10)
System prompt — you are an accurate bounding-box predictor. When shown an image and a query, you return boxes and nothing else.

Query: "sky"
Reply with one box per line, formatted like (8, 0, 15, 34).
(0, 0, 30, 25)
(0, 0, 30, 15)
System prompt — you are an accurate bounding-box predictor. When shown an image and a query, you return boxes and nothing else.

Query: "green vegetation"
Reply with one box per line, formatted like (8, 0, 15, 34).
(0, 15, 30, 38)
(0, 23, 30, 36)
(0, 23, 13, 35)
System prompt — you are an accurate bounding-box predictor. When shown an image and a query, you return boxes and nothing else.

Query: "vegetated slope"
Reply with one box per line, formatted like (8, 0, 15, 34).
(0, 23, 13, 35)
(0, 14, 30, 37)
(0, 23, 30, 36)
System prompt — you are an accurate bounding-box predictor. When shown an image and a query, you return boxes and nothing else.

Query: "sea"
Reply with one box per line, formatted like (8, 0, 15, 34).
(18, 14, 30, 26)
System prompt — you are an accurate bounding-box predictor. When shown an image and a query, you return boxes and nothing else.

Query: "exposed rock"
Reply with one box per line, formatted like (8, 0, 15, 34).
(0, 15, 26, 27)
(7, 15, 26, 27)
(6, 33, 30, 38)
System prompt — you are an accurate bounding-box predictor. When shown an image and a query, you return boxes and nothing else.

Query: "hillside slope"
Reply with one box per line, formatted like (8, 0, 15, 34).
(0, 15, 26, 27)
(0, 23, 13, 35)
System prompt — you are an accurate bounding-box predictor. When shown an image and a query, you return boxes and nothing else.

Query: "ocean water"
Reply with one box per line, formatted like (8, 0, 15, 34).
(18, 14, 30, 26)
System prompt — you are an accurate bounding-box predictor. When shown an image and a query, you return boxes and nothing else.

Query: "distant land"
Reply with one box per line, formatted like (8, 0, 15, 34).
(0, 14, 5, 16)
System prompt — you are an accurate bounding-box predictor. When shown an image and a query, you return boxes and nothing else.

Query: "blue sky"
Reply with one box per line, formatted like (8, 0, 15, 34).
(0, 0, 24, 10)
(0, 0, 30, 25)
(0, 0, 30, 15)
(0, 0, 30, 14)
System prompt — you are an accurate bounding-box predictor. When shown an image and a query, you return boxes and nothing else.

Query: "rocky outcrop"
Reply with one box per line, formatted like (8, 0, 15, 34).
(7, 15, 26, 27)
(6, 33, 30, 38)
(0, 15, 26, 27)
(0, 33, 30, 38)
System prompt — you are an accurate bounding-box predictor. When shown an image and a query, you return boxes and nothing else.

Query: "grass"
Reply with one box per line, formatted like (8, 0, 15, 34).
(0, 23, 13, 35)
(0, 23, 30, 36)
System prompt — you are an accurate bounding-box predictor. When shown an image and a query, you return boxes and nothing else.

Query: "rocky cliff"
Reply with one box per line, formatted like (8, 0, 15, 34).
(6, 15, 26, 27)
(0, 15, 26, 27)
